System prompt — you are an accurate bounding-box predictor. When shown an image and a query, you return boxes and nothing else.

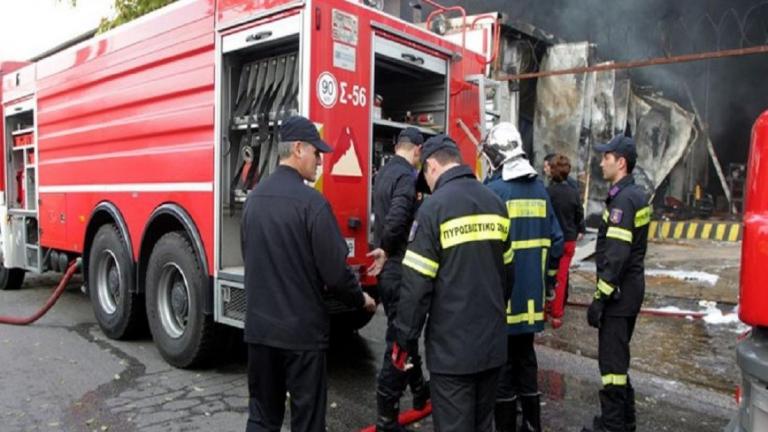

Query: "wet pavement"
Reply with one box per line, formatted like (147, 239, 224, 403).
(540, 238, 744, 394)
(0, 239, 741, 431)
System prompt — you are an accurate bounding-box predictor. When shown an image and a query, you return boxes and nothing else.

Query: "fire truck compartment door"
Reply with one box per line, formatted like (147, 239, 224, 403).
(222, 13, 301, 54)
(373, 35, 447, 76)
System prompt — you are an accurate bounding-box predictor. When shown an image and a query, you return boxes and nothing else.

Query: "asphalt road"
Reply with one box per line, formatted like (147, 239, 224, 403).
(0, 270, 735, 431)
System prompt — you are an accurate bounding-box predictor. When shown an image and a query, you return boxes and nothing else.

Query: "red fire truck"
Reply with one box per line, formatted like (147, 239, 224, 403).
(0, 0, 490, 367)
(729, 111, 768, 431)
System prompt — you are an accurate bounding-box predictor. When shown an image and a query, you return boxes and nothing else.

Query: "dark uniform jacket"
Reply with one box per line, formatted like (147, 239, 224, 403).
(547, 181, 586, 241)
(595, 175, 651, 317)
(486, 172, 564, 335)
(241, 166, 365, 350)
(395, 165, 514, 375)
(373, 155, 418, 261)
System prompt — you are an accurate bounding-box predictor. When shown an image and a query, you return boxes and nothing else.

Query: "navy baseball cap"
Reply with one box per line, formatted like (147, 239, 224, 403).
(420, 134, 459, 164)
(398, 127, 424, 146)
(279, 116, 332, 153)
(595, 135, 637, 164)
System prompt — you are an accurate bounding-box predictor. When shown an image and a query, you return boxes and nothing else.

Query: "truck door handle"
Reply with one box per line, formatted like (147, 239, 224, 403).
(401, 53, 425, 65)
(246, 31, 273, 43)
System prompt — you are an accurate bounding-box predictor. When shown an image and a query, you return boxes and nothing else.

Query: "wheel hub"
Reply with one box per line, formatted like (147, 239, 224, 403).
(171, 279, 188, 319)
(107, 265, 121, 302)
(157, 263, 190, 339)
(96, 250, 120, 315)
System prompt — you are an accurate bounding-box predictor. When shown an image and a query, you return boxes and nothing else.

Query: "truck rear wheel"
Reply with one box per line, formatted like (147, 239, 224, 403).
(88, 224, 145, 339)
(145, 231, 217, 368)
(0, 265, 25, 291)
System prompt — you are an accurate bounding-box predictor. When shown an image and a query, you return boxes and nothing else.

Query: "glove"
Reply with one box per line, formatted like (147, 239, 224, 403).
(391, 342, 413, 371)
(587, 298, 605, 328)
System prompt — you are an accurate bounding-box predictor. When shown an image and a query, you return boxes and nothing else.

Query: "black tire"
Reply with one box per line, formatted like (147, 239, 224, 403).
(88, 224, 145, 339)
(145, 231, 217, 368)
(0, 265, 25, 291)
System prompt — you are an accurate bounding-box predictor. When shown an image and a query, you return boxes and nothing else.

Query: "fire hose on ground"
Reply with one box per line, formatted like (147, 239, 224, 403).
(569, 271, 709, 319)
(565, 300, 707, 319)
(0, 258, 81, 325)
(358, 402, 433, 432)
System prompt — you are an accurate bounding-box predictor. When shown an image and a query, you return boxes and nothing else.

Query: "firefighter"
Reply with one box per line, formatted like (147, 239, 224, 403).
(393, 134, 514, 432)
(482, 123, 564, 432)
(241, 115, 376, 432)
(581, 135, 649, 432)
(368, 127, 430, 432)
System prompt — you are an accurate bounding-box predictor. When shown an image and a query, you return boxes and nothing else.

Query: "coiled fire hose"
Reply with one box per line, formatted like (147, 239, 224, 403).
(0, 258, 81, 325)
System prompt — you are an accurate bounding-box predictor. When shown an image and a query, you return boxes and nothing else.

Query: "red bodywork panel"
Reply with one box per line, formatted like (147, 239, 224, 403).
(34, 0, 216, 262)
(740, 110, 768, 326)
(0, 0, 483, 281)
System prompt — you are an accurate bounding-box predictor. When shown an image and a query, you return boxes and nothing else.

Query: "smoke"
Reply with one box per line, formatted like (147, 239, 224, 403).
(417, 0, 768, 188)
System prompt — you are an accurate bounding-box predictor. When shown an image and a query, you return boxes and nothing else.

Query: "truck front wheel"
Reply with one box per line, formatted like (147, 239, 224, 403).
(0, 265, 25, 291)
(145, 231, 217, 368)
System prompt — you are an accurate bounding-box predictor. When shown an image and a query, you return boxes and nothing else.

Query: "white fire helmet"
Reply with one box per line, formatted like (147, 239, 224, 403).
(480, 122, 525, 171)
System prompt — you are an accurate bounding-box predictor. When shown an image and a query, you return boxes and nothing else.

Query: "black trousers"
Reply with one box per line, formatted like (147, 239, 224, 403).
(377, 261, 425, 402)
(246, 344, 327, 432)
(496, 333, 538, 400)
(431, 367, 500, 432)
(597, 315, 638, 431)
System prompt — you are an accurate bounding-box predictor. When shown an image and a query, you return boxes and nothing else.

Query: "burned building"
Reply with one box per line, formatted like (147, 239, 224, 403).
(388, 0, 768, 220)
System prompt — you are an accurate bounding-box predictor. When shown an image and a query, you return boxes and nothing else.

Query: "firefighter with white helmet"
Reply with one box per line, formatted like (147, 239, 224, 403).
(482, 122, 564, 432)
(481, 122, 527, 172)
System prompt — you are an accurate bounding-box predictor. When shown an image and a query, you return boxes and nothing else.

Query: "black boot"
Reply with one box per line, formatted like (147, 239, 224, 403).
(582, 389, 625, 432)
(376, 393, 410, 432)
(408, 370, 430, 411)
(625, 384, 636, 432)
(580, 415, 609, 432)
(494, 400, 517, 432)
(519, 394, 541, 432)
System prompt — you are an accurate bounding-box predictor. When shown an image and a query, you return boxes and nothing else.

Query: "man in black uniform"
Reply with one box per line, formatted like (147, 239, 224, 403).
(393, 135, 514, 432)
(241, 115, 376, 432)
(368, 128, 430, 432)
(582, 135, 650, 432)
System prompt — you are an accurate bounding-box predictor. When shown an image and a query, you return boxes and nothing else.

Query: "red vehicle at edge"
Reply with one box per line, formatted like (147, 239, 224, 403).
(728, 111, 768, 431)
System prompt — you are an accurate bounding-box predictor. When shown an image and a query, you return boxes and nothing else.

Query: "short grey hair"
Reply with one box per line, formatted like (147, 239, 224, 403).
(277, 141, 295, 160)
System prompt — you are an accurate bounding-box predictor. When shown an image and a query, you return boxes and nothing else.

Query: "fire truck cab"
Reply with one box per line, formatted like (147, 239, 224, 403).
(0, 0, 489, 367)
